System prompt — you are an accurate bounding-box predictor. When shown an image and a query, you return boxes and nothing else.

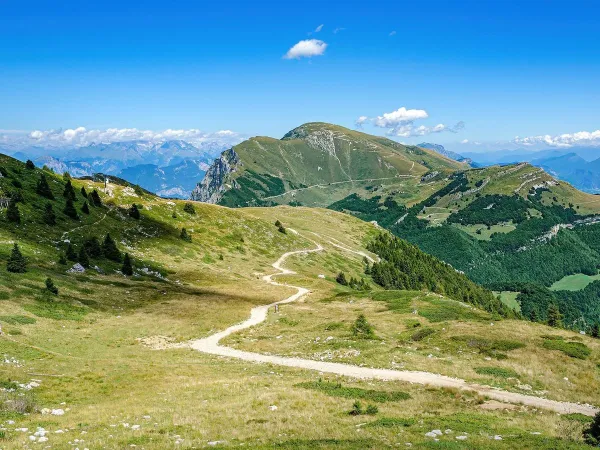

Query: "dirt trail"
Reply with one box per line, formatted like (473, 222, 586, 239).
(188, 233, 598, 416)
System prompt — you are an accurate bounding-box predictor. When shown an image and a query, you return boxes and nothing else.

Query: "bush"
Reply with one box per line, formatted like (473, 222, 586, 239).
(336, 272, 348, 286)
(352, 314, 375, 339)
(6, 200, 20, 223)
(183, 202, 196, 215)
(365, 405, 379, 415)
(296, 381, 410, 403)
(542, 339, 591, 360)
(410, 327, 435, 342)
(584, 412, 600, 446)
(180, 227, 192, 242)
(128, 203, 141, 219)
(474, 366, 519, 379)
(122, 253, 133, 276)
(45, 278, 58, 295)
(0, 390, 37, 414)
(25, 159, 35, 170)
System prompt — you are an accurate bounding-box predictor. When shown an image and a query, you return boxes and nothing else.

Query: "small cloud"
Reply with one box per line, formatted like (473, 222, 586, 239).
(513, 129, 600, 148)
(284, 39, 328, 59)
(460, 139, 469, 144)
(389, 31, 397, 36)
(314, 24, 324, 33)
(355, 116, 369, 129)
(333, 27, 345, 34)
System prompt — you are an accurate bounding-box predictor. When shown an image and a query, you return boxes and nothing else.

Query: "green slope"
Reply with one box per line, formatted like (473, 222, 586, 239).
(191, 122, 466, 207)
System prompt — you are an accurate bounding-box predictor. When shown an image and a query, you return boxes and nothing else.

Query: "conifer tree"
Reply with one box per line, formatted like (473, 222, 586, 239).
(6, 200, 20, 224)
(43, 203, 56, 225)
(25, 159, 35, 170)
(128, 204, 140, 219)
(58, 253, 67, 265)
(180, 227, 192, 242)
(66, 243, 78, 261)
(10, 190, 24, 203)
(336, 272, 348, 286)
(63, 179, 76, 201)
(352, 314, 375, 339)
(6, 243, 26, 273)
(89, 189, 102, 206)
(45, 277, 58, 295)
(183, 202, 196, 215)
(102, 234, 121, 262)
(591, 323, 600, 339)
(36, 174, 54, 199)
(80, 186, 88, 198)
(81, 201, 90, 214)
(121, 253, 133, 276)
(84, 236, 102, 258)
(63, 198, 78, 220)
(547, 303, 563, 328)
(584, 412, 600, 446)
(78, 246, 90, 268)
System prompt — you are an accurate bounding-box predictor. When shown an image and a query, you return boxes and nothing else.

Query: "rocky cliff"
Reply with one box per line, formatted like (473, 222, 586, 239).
(190, 148, 240, 203)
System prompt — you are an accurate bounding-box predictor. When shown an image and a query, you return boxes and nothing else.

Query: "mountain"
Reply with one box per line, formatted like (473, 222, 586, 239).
(531, 153, 600, 193)
(191, 122, 467, 207)
(418, 142, 475, 166)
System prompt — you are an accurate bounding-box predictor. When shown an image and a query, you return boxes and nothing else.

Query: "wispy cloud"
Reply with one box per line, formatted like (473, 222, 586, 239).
(284, 39, 327, 59)
(1, 127, 245, 149)
(356, 107, 464, 138)
(333, 27, 345, 34)
(389, 31, 397, 36)
(513, 130, 600, 148)
(314, 24, 324, 33)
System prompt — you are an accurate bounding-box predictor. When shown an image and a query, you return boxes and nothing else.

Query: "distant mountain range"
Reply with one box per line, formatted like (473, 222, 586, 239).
(417, 142, 475, 166)
(3, 140, 228, 198)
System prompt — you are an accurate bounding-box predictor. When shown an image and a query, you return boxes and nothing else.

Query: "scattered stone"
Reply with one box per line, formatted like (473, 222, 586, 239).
(269, 405, 278, 411)
(456, 435, 468, 440)
(494, 435, 502, 440)
(67, 263, 86, 273)
(51, 408, 65, 416)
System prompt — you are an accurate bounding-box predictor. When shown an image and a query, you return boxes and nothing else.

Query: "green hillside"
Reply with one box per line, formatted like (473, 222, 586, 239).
(191, 122, 466, 207)
(330, 163, 600, 329)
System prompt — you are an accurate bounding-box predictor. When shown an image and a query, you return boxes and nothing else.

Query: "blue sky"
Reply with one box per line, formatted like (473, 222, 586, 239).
(1, 0, 599, 151)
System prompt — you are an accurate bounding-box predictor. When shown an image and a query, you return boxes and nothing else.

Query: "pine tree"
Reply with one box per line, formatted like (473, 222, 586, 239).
(6, 243, 26, 273)
(584, 412, 600, 446)
(6, 200, 20, 224)
(180, 227, 192, 242)
(336, 272, 348, 286)
(102, 234, 121, 262)
(43, 203, 56, 225)
(63, 179, 76, 201)
(36, 174, 54, 199)
(183, 202, 196, 215)
(78, 246, 90, 268)
(121, 253, 133, 276)
(128, 204, 140, 220)
(89, 189, 102, 207)
(352, 314, 375, 339)
(277, 224, 286, 234)
(547, 303, 563, 328)
(529, 308, 538, 322)
(10, 190, 24, 203)
(63, 198, 78, 220)
(591, 323, 600, 339)
(66, 243, 78, 261)
(25, 159, 35, 170)
(58, 253, 67, 265)
(80, 186, 88, 198)
(84, 236, 102, 258)
(45, 277, 58, 295)
(81, 201, 90, 214)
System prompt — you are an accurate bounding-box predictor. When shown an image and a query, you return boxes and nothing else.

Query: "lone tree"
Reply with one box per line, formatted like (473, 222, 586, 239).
(80, 186, 88, 198)
(81, 201, 90, 214)
(66, 243, 78, 261)
(6, 200, 20, 224)
(89, 189, 102, 206)
(336, 272, 348, 286)
(25, 159, 35, 170)
(547, 303, 563, 328)
(183, 202, 196, 215)
(45, 277, 58, 295)
(36, 174, 54, 199)
(584, 412, 600, 446)
(128, 204, 140, 220)
(78, 246, 90, 268)
(43, 203, 56, 225)
(6, 243, 26, 273)
(352, 314, 375, 339)
(180, 227, 192, 242)
(63, 198, 79, 220)
(63, 179, 76, 201)
(121, 253, 133, 276)
(102, 234, 121, 262)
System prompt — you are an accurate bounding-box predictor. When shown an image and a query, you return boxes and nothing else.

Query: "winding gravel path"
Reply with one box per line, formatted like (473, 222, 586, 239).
(189, 234, 598, 416)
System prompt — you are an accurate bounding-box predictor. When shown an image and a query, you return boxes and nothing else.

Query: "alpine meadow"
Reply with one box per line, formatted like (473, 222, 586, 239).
(2, 1, 600, 449)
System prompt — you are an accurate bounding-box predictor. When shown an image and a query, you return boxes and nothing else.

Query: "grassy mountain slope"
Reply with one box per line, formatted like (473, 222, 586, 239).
(0, 154, 599, 448)
(192, 122, 466, 207)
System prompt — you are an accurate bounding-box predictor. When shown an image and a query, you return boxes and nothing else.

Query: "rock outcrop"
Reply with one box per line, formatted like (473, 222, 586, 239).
(190, 148, 240, 203)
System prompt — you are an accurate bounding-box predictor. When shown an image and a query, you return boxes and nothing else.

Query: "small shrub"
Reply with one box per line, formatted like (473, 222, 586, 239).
(324, 322, 344, 331)
(278, 317, 299, 327)
(296, 381, 410, 403)
(410, 327, 435, 342)
(349, 401, 363, 416)
(180, 228, 192, 242)
(336, 272, 348, 286)
(474, 366, 519, 379)
(45, 278, 58, 295)
(0, 391, 37, 414)
(128, 203, 141, 219)
(183, 202, 196, 215)
(542, 339, 591, 360)
(0, 315, 36, 325)
(352, 314, 375, 339)
(584, 412, 600, 446)
(366, 417, 416, 428)
(365, 405, 379, 415)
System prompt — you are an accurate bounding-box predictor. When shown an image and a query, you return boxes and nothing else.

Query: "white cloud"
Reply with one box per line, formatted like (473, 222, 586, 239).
(284, 39, 327, 59)
(389, 31, 397, 36)
(460, 139, 469, 144)
(333, 27, 345, 34)
(357, 107, 464, 138)
(314, 24, 324, 32)
(513, 130, 600, 148)
(0, 126, 245, 149)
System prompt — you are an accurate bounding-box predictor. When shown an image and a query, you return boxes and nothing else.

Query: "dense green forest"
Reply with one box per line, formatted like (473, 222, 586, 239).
(367, 232, 514, 317)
